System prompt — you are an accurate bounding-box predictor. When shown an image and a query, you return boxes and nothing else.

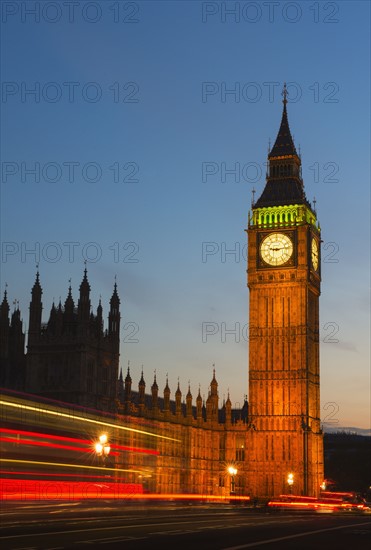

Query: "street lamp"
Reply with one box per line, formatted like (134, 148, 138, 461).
(95, 434, 110, 465)
(287, 472, 294, 494)
(228, 466, 238, 495)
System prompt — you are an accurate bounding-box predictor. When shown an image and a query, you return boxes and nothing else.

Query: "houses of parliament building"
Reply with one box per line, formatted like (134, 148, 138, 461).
(0, 91, 324, 499)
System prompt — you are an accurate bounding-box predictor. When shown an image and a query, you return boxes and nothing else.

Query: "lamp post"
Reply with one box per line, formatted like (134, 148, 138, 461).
(228, 466, 238, 495)
(95, 434, 110, 466)
(287, 472, 294, 494)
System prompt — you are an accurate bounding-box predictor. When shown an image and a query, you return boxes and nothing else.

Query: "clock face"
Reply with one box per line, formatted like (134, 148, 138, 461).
(311, 238, 319, 271)
(260, 233, 293, 266)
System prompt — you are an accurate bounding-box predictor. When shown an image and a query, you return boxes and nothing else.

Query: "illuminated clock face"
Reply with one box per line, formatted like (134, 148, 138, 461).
(260, 233, 293, 266)
(311, 238, 319, 271)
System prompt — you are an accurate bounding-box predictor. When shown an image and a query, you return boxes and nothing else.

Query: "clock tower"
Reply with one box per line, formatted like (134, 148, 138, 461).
(246, 85, 324, 498)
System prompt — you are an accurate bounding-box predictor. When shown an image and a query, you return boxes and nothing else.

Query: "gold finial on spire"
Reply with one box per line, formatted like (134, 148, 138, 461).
(282, 82, 288, 105)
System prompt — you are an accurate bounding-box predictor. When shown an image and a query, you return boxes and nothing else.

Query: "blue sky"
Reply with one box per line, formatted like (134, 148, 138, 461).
(1, 0, 370, 429)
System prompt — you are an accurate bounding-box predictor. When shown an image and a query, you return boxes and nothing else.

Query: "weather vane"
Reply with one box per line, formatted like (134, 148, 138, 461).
(282, 82, 288, 104)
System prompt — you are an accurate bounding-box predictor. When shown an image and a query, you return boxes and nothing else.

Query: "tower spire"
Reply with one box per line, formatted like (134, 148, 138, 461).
(254, 87, 312, 210)
(268, 83, 297, 159)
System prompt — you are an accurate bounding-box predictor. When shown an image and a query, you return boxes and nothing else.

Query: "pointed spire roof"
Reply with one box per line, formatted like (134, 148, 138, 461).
(125, 363, 132, 383)
(151, 372, 158, 390)
(1, 287, 9, 315)
(79, 266, 90, 293)
(186, 382, 192, 399)
(268, 83, 298, 159)
(254, 85, 312, 210)
(110, 277, 120, 306)
(139, 367, 145, 387)
(211, 367, 217, 386)
(164, 374, 170, 394)
(64, 281, 74, 309)
(226, 390, 231, 406)
(31, 268, 42, 297)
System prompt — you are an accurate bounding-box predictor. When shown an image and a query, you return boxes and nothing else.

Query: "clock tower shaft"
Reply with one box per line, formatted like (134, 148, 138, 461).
(246, 89, 324, 498)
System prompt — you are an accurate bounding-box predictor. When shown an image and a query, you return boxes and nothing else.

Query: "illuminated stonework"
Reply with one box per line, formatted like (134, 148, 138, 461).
(249, 204, 319, 230)
(246, 91, 324, 498)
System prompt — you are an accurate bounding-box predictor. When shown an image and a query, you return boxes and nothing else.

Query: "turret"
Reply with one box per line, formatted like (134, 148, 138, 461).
(55, 300, 63, 336)
(206, 392, 212, 422)
(151, 372, 158, 412)
(118, 368, 124, 402)
(175, 381, 182, 417)
(47, 303, 57, 334)
(63, 283, 75, 335)
(225, 392, 232, 427)
(186, 383, 193, 421)
(28, 270, 42, 347)
(196, 386, 203, 421)
(0, 289, 10, 360)
(138, 368, 146, 413)
(77, 268, 91, 332)
(96, 298, 103, 338)
(210, 368, 219, 420)
(124, 364, 132, 403)
(9, 305, 25, 388)
(108, 281, 120, 346)
(163, 375, 170, 414)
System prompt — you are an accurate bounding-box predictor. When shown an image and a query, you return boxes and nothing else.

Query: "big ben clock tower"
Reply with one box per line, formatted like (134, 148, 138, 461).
(246, 85, 324, 498)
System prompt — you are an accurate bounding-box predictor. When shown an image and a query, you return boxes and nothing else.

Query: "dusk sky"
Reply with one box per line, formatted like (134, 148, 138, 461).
(1, 1, 370, 430)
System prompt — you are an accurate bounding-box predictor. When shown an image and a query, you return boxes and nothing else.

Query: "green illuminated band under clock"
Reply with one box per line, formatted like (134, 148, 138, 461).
(246, 84, 324, 498)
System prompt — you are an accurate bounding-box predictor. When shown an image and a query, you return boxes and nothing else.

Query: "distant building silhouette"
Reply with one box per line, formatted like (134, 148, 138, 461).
(1, 268, 120, 412)
(0, 290, 26, 390)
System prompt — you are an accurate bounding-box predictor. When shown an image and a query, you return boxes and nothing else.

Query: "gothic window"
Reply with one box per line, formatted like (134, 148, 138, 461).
(236, 437, 245, 461)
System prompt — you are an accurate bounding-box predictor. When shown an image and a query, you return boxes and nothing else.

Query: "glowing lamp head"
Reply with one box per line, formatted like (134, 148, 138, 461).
(104, 445, 110, 456)
(99, 434, 108, 444)
(95, 443, 103, 455)
(228, 466, 237, 476)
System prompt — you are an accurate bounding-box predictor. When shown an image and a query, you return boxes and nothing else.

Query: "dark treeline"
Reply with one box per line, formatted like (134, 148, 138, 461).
(324, 433, 371, 496)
